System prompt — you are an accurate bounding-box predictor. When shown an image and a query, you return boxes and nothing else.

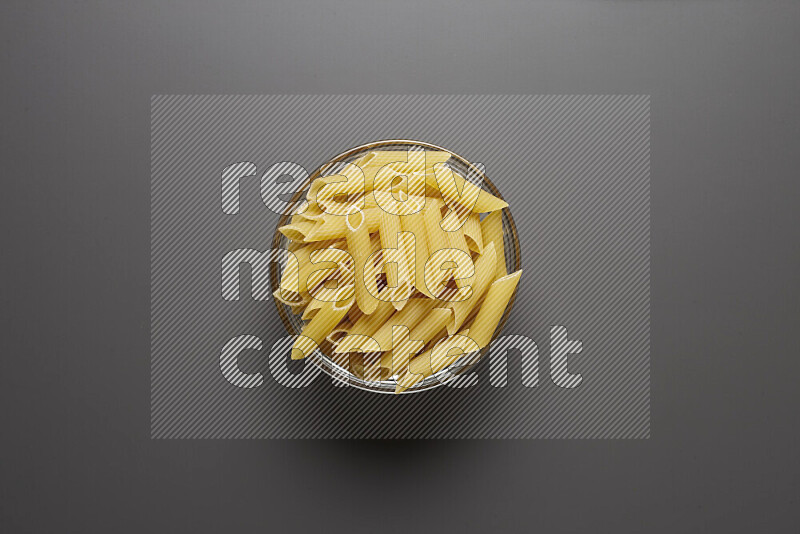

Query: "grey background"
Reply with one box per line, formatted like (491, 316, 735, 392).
(151, 95, 649, 438)
(1, 0, 798, 531)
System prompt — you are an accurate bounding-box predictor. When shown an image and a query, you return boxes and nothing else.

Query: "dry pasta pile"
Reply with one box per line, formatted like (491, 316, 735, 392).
(276, 149, 522, 393)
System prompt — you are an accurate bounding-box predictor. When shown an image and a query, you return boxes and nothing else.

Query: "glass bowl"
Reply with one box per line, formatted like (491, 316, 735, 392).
(269, 140, 521, 393)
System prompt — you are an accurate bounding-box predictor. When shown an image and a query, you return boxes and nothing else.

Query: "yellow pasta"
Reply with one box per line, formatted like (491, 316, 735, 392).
(480, 211, 507, 279)
(291, 294, 354, 360)
(447, 241, 497, 334)
(444, 222, 473, 289)
(467, 270, 522, 348)
(305, 207, 381, 242)
(334, 300, 396, 353)
(421, 198, 453, 295)
(379, 326, 424, 376)
(463, 213, 483, 254)
(400, 211, 434, 298)
(318, 192, 379, 216)
(391, 231, 416, 309)
(301, 298, 325, 321)
(312, 162, 366, 205)
(395, 332, 480, 392)
(278, 220, 317, 241)
(277, 146, 520, 392)
(426, 164, 507, 215)
(315, 151, 431, 202)
(380, 307, 451, 374)
(370, 298, 440, 351)
(383, 150, 450, 176)
(326, 321, 353, 344)
(345, 208, 379, 314)
(306, 246, 354, 302)
(378, 209, 403, 288)
(273, 288, 308, 314)
(280, 240, 343, 294)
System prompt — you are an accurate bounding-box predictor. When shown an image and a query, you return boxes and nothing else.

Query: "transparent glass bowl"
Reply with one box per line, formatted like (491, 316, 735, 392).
(269, 140, 521, 393)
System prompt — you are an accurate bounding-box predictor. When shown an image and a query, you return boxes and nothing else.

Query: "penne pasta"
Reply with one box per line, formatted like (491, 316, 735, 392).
(370, 298, 441, 351)
(334, 300, 396, 353)
(305, 207, 382, 242)
(307, 247, 354, 302)
(378, 325, 424, 377)
(480, 211, 507, 279)
(426, 164, 508, 216)
(313, 162, 366, 205)
(447, 242, 497, 334)
(444, 222, 473, 288)
(280, 240, 343, 294)
(276, 145, 520, 392)
(463, 213, 483, 254)
(395, 332, 480, 392)
(421, 197, 453, 295)
(291, 293, 354, 360)
(467, 270, 522, 348)
(278, 220, 317, 242)
(302, 298, 325, 321)
(273, 288, 308, 314)
(378, 209, 403, 288)
(424, 248, 474, 302)
(318, 192, 379, 216)
(316, 151, 415, 201)
(326, 321, 353, 344)
(379, 307, 451, 375)
(345, 208, 379, 314)
(400, 211, 434, 298)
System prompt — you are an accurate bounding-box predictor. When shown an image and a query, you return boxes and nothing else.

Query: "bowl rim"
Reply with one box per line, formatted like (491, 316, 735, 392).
(269, 139, 521, 394)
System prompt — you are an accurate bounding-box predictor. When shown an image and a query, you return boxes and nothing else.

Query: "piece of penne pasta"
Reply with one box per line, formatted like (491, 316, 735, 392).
(313, 162, 367, 204)
(333, 300, 396, 353)
(426, 164, 508, 215)
(424, 248, 474, 301)
(326, 321, 353, 344)
(444, 223, 473, 289)
(370, 298, 441, 351)
(347, 304, 364, 325)
(278, 220, 317, 242)
(447, 241, 497, 334)
(291, 294, 354, 360)
(280, 240, 343, 294)
(378, 325, 425, 377)
(317, 192, 379, 216)
(480, 211, 507, 279)
(387, 152, 451, 188)
(395, 331, 480, 392)
(305, 207, 382, 242)
(421, 197, 448, 254)
(421, 197, 454, 295)
(467, 270, 522, 349)
(378, 209, 403, 288)
(463, 213, 483, 254)
(306, 247, 354, 302)
(400, 211, 434, 298)
(372, 189, 426, 216)
(302, 298, 325, 321)
(345, 208, 379, 314)
(379, 307, 451, 375)
(315, 152, 413, 201)
(273, 288, 309, 315)
(391, 231, 415, 309)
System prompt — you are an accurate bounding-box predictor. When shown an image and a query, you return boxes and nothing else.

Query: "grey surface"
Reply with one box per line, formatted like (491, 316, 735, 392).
(1, 0, 799, 531)
(151, 95, 649, 438)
